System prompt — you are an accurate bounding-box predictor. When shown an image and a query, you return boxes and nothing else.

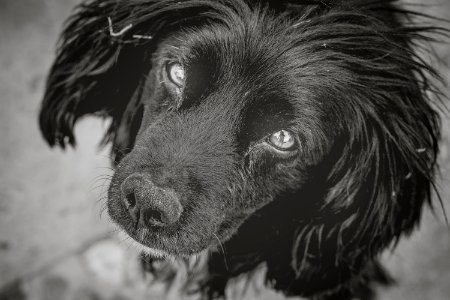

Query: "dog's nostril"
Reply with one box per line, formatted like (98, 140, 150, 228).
(143, 209, 166, 227)
(125, 192, 136, 208)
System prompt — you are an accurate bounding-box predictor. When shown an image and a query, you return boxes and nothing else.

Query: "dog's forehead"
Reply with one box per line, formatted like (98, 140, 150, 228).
(158, 22, 296, 91)
(164, 26, 298, 138)
(158, 24, 298, 104)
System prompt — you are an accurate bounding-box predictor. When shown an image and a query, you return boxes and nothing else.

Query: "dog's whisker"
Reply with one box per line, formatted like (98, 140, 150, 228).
(213, 233, 229, 271)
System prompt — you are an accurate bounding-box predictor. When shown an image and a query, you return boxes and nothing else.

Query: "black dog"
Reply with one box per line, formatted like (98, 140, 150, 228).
(39, 0, 446, 299)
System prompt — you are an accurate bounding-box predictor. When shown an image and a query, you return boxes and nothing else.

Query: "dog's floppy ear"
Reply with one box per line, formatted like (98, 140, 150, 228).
(290, 4, 444, 280)
(39, 0, 152, 159)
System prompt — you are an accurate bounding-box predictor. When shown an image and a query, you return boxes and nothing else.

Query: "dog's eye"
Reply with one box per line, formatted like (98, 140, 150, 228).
(268, 130, 296, 151)
(167, 62, 185, 88)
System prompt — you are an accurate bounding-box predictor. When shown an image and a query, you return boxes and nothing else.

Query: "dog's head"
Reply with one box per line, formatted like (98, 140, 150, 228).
(39, 0, 443, 295)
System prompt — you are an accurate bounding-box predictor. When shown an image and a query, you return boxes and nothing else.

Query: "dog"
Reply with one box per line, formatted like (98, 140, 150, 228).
(39, 0, 446, 299)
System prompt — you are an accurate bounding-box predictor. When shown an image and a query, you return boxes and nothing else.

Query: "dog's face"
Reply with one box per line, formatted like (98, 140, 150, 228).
(107, 20, 330, 256)
(40, 1, 442, 296)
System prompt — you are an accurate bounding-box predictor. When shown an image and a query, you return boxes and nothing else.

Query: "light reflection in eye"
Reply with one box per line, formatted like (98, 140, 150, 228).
(268, 130, 295, 150)
(167, 62, 185, 88)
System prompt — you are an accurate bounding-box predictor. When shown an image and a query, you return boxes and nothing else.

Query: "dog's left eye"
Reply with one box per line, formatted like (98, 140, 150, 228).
(167, 62, 185, 88)
(268, 130, 296, 151)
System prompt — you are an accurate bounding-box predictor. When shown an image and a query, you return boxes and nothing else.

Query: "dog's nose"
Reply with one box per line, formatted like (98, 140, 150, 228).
(121, 173, 182, 228)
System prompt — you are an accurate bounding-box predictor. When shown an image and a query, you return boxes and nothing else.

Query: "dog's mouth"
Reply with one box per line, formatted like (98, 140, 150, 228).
(107, 185, 243, 258)
(112, 216, 236, 258)
(117, 229, 174, 259)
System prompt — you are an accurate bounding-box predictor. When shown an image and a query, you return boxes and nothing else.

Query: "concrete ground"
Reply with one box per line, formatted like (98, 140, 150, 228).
(0, 1, 449, 299)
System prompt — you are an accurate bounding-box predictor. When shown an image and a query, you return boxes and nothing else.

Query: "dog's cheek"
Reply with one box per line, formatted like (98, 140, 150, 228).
(237, 150, 304, 211)
(215, 164, 303, 242)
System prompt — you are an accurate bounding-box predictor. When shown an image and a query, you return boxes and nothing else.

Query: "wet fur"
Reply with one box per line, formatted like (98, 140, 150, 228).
(39, 0, 446, 299)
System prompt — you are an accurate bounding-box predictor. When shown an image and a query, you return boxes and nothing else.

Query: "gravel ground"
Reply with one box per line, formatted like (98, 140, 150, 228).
(0, 1, 449, 299)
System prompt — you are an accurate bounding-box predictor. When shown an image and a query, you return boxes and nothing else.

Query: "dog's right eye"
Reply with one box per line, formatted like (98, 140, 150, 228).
(166, 62, 185, 88)
(267, 130, 296, 151)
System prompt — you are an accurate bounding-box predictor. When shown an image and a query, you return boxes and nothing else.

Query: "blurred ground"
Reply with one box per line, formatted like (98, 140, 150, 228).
(0, 1, 449, 300)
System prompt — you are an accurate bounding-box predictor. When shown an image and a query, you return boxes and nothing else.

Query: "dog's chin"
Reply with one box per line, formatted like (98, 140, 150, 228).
(111, 215, 221, 258)
(114, 221, 240, 260)
(117, 230, 177, 259)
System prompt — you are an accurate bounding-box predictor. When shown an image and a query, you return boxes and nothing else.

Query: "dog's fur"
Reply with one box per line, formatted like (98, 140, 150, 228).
(39, 0, 446, 299)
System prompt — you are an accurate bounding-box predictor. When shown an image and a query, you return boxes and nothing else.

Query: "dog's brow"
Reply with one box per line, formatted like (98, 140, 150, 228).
(178, 57, 219, 109)
(238, 96, 295, 149)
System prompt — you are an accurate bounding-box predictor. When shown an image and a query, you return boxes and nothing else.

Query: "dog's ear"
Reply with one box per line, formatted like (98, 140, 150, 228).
(289, 75, 441, 291)
(38, 1, 152, 159)
(290, 5, 444, 278)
